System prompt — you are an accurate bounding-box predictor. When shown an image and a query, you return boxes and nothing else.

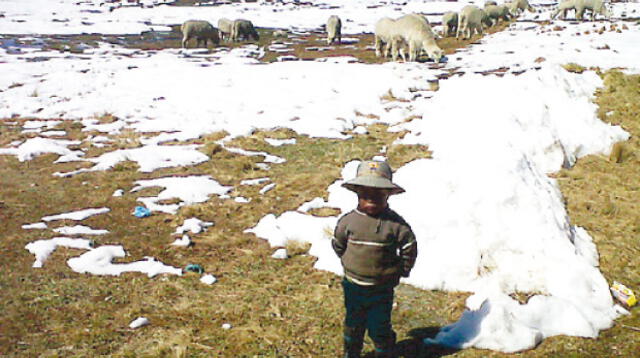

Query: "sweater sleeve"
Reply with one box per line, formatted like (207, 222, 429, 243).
(398, 224, 417, 277)
(332, 216, 348, 258)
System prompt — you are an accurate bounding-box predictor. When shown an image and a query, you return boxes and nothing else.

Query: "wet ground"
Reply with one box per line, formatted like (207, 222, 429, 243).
(0, 26, 439, 64)
(0, 17, 518, 82)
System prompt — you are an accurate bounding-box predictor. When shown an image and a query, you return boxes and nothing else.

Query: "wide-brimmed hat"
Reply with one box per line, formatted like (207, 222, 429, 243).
(342, 160, 405, 195)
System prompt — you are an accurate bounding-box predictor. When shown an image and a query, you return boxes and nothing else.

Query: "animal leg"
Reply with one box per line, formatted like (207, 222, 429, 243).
(409, 42, 418, 62)
(391, 41, 398, 61)
(383, 41, 392, 58)
(374, 36, 383, 57)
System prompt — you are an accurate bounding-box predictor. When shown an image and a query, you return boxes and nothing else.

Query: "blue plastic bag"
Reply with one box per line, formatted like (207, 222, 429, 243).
(133, 206, 151, 218)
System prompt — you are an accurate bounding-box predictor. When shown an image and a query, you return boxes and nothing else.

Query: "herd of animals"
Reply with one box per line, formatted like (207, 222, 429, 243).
(180, 0, 613, 63)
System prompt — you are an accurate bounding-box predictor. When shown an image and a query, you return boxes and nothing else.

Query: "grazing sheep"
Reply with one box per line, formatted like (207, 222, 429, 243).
(218, 18, 233, 42)
(484, 1, 497, 6)
(506, 0, 535, 16)
(484, 4, 512, 26)
(442, 11, 458, 37)
(181, 20, 220, 49)
(457, 5, 492, 39)
(231, 19, 259, 42)
(551, 0, 611, 20)
(551, 0, 576, 20)
(374, 17, 405, 60)
(326, 15, 342, 44)
(273, 29, 288, 37)
(395, 13, 443, 62)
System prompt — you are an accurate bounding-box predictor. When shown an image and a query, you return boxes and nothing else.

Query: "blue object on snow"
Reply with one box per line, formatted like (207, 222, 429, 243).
(133, 206, 151, 218)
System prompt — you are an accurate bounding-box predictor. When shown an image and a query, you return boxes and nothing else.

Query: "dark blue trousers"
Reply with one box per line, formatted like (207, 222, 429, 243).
(342, 278, 396, 352)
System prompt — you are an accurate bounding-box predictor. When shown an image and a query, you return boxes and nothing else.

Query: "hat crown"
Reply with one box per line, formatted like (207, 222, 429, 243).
(356, 160, 393, 180)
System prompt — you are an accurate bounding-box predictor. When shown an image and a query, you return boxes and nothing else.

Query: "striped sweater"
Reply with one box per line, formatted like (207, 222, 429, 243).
(333, 207, 417, 286)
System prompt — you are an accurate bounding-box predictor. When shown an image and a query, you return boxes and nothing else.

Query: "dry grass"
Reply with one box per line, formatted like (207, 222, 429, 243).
(562, 63, 587, 74)
(0, 121, 435, 357)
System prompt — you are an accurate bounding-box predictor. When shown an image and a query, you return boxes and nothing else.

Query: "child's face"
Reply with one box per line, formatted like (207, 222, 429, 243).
(355, 186, 390, 216)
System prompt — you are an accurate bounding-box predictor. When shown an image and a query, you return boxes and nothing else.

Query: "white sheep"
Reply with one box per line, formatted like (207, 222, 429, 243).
(506, 0, 535, 16)
(374, 17, 405, 60)
(181, 20, 220, 49)
(551, 0, 611, 21)
(326, 15, 342, 45)
(442, 11, 459, 37)
(484, 4, 512, 26)
(457, 5, 492, 39)
(395, 13, 443, 62)
(231, 19, 259, 42)
(217, 18, 233, 42)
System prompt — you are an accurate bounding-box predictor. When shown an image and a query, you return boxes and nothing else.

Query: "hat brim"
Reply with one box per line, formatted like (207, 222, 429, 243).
(342, 176, 405, 195)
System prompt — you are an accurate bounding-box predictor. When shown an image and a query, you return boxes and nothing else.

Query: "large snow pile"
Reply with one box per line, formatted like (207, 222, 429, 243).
(249, 66, 629, 352)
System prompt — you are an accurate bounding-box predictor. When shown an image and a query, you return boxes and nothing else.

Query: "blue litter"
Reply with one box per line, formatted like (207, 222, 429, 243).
(185, 264, 204, 274)
(133, 206, 151, 218)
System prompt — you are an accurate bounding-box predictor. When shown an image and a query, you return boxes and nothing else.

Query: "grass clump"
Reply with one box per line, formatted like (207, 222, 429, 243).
(95, 112, 118, 124)
(112, 128, 143, 150)
(562, 63, 587, 74)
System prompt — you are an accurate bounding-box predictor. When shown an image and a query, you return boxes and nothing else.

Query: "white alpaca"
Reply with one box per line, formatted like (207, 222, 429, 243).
(374, 17, 405, 60)
(551, 0, 611, 21)
(395, 13, 443, 62)
(442, 11, 459, 37)
(457, 5, 492, 39)
(326, 15, 342, 45)
(181, 20, 220, 49)
(484, 4, 512, 26)
(506, 0, 535, 16)
(217, 18, 233, 42)
(231, 19, 259, 42)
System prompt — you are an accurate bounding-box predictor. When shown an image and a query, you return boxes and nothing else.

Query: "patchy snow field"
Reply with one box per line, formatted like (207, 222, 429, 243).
(2, 0, 640, 353)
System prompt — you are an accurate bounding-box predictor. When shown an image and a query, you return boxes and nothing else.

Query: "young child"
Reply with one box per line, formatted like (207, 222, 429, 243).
(333, 160, 418, 358)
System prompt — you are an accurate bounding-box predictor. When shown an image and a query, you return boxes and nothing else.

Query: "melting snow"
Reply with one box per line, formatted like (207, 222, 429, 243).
(42, 207, 110, 222)
(25, 237, 93, 268)
(53, 225, 109, 235)
(67, 245, 182, 277)
(132, 176, 232, 214)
